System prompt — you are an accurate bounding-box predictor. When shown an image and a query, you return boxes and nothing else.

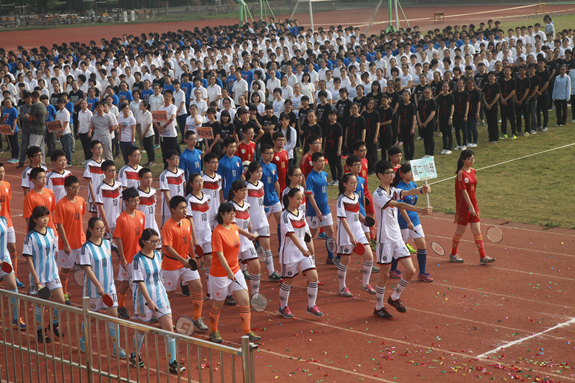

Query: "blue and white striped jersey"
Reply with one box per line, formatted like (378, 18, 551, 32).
(22, 227, 59, 284)
(0, 216, 11, 264)
(80, 239, 116, 298)
(132, 250, 170, 314)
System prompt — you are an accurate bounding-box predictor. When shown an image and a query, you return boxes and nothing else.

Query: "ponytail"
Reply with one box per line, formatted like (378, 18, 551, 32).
(392, 163, 411, 187)
(283, 186, 302, 210)
(228, 179, 247, 201)
(455, 149, 474, 174)
(338, 173, 355, 196)
(244, 161, 262, 182)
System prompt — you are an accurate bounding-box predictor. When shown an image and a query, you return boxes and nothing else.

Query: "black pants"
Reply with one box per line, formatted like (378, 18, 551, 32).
(79, 132, 92, 160)
(400, 127, 414, 160)
(555, 100, 568, 125)
(391, 115, 399, 144)
(366, 139, 378, 173)
(485, 104, 499, 142)
(438, 118, 452, 150)
(500, 99, 516, 137)
(46, 131, 57, 156)
(161, 136, 179, 169)
(112, 136, 120, 158)
(421, 122, 435, 156)
(379, 129, 393, 161)
(325, 149, 342, 182)
(453, 119, 467, 147)
(515, 101, 530, 134)
(536, 94, 549, 128)
(143, 135, 156, 163)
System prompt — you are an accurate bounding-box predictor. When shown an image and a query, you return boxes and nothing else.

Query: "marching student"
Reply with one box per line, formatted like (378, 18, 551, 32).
(372, 160, 432, 319)
(179, 130, 203, 180)
(217, 137, 243, 202)
(137, 168, 160, 243)
(83, 141, 105, 217)
(260, 144, 283, 250)
(46, 150, 72, 204)
(271, 131, 289, 194)
(159, 150, 186, 227)
(54, 175, 86, 305)
(21, 146, 47, 197)
(202, 152, 224, 236)
(95, 160, 122, 239)
(118, 146, 142, 191)
(23, 168, 56, 231)
(78, 217, 126, 359)
(0, 163, 24, 288)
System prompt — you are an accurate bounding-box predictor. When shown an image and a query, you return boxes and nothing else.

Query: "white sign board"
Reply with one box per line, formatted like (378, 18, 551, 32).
(410, 156, 437, 182)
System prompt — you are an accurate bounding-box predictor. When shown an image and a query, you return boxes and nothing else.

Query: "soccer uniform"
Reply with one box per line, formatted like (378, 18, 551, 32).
(209, 224, 247, 300)
(185, 192, 212, 255)
(137, 187, 160, 244)
(118, 164, 142, 189)
(113, 210, 146, 281)
(336, 194, 368, 255)
(132, 250, 171, 322)
(201, 173, 222, 229)
(279, 209, 315, 278)
(179, 148, 203, 181)
(261, 161, 281, 217)
(282, 185, 306, 215)
(271, 149, 289, 193)
(21, 165, 48, 191)
(454, 168, 479, 225)
(22, 227, 61, 291)
(305, 169, 332, 229)
(299, 151, 314, 177)
(396, 180, 424, 241)
(54, 196, 86, 268)
(159, 168, 185, 227)
(161, 218, 200, 291)
(0, 181, 15, 243)
(246, 181, 270, 236)
(84, 159, 105, 213)
(372, 186, 410, 264)
(235, 141, 255, 162)
(95, 180, 122, 236)
(80, 239, 118, 311)
(46, 169, 72, 203)
(23, 188, 57, 231)
(217, 155, 242, 202)
(344, 158, 374, 215)
(231, 200, 258, 262)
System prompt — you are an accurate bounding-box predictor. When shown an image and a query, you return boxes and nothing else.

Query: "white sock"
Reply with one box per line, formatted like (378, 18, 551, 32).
(279, 282, 291, 309)
(391, 278, 410, 301)
(250, 273, 260, 294)
(375, 285, 385, 309)
(362, 260, 373, 287)
(307, 281, 318, 308)
(337, 263, 347, 290)
(265, 250, 275, 275)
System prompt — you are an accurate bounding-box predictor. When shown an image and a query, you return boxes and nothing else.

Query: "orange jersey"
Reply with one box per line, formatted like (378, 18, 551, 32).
(23, 188, 56, 230)
(161, 218, 192, 271)
(210, 224, 240, 277)
(0, 181, 13, 228)
(54, 196, 86, 249)
(236, 141, 255, 162)
(455, 168, 478, 213)
(271, 149, 289, 194)
(114, 210, 146, 263)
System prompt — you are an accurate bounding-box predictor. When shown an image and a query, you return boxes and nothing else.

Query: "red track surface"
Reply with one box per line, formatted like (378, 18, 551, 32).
(1, 160, 574, 382)
(2, 4, 575, 52)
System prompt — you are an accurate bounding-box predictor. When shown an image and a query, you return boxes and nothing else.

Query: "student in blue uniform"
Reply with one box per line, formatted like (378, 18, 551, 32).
(259, 144, 283, 249)
(79, 217, 126, 358)
(179, 130, 203, 179)
(217, 137, 243, 199)
(23, 206, 65, 343)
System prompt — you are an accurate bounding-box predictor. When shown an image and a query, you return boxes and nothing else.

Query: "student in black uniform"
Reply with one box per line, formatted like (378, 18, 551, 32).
(323, 111, 343, 185)
(452, 79, 469, 151)
(483, 72, 501, 142)
(527, 63, 540, 135)
(536, 58, 550, 132)
(345, 103, 366, 153)
(378, 95, 395, 162)
(416, 87, 437, 157)
(362, 99, 380, 172)
(396, 92, 416, 161)
(499, 66, 517, 139)
(514, 65, 531, 137)
(465, 78, 481, 148)
(436, 83, 454, 154)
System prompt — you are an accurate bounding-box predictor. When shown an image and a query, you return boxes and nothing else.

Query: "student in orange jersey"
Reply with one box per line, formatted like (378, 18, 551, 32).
(0, 163, 24, 288)
(23, 168, 56, 231)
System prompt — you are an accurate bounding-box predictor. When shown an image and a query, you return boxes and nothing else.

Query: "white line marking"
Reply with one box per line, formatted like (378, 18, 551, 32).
(477, 318, 575, 358)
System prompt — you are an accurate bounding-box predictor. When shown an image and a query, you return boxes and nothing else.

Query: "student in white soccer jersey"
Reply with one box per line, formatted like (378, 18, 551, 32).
(0, 197, 26, 330)
(23, 206, 65, 343)
(131, 228, 185, 374)
(84, 141, 105, 217)
(137, 168, 160, 246)
(118, 146, 142, 191)
(245, 161, 281, 281)
(95, 160, 122, 240)
(46, 149, 72, 204)
(159, 149, 185, 227)
(277, 187, 323, 318)
(372, 160, 432, 320)
(22, 146, 47, 197)
(78, 217, 126, 359)
(229, 180, 261, 294)
(202, 153, 223, 230)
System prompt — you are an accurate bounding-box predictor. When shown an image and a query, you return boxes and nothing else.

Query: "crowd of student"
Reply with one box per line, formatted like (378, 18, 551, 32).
(0, 14, 570, 372)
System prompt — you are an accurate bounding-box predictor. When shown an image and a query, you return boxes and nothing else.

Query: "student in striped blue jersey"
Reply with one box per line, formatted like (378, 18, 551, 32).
(78, 217, 126, 359)
(131, 228, 185, 374)
(0, 198, 26, 330)
(23, 206, 65, 343)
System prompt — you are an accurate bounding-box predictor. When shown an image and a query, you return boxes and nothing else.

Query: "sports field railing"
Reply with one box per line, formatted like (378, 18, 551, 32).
(0, 290, 257, 383)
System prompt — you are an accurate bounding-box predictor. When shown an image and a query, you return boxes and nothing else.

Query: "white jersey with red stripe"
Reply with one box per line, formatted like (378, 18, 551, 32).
(279, 208, 310, 264)
(21, 165, 48, 190)
(46, 169, 72, 203)
(185, 192, 211, 245)
(159, 168, 185, 218)
(95, 180, 122, 227)
(281, 185, 306, 215)
(336, 193, 364, 246)
(373, 186, 403, 243)
(246, 180, 268, 231)
(137, 187, 159, 233)
(231, 199, 252, 251)
(118, 164, 142, 189)
(83, 159, 105, 205)
(201, 173, 222, 227)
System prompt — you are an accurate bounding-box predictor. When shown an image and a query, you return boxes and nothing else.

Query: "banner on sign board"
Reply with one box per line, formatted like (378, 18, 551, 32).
(0, 125, 13, 135)
(196, 127, 214, 140)
(46, 121, 63, 133)
(410, 156, 437, 181)
(152, 110, 167, 123)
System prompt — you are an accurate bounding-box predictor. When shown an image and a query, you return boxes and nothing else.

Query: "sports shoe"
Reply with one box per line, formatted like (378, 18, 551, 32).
(15, 278, 24, 288)
(480, 256, 497, 264)
(499, 134, 507, 139)
(64, 293, 71, 305)
(389, 269, 401, 279)
(181, 282, 190, 296)
(279, 306, 294, 319)
(523, 132, 529, 137)
(572, 119, 575, 123)
(113, 347, 127, 359)
(225, 295, 236, 306)
(317, 281, 324, 287)
(362, 284, 376, 294)
(306, 305, 323, 317)
(444, 150, 452, 155)
(417, 273, 433, 283)
(193, 318, 208, 331)
(37, 328, 51, 343)
(373, 307, 393, 319)
(453, 145, 460, 151)
(511, 135, 517, 140)
(460, 145, 467, 150)
(12, 318, 26, 330)
(405, 243, 416, 254)
(398, 141, 403, 146)
(338, 287, 353, 297)
(169, 360, 186, 373)
(209, 331, 223, 343)
(449, 254, 464, 263)
(327, 180, 336, 186)
(130, 352, 145, 368)
(246, 331, 261, 342)
(440, 149, 446, 154)
(118, 307, 131, 319)
(541, 127, 548, 132)
(153, 144, 160, 150)
(318, 232, 327, 239)
(555, 123, 560, 127)
(387, 296, 407, 313)
(243, 269, 250, 280)
(79, 338, 86, 353)
(48, 323, 64, 340)
(416, 136, 422, 140)
(268, 271, 281, 281)
(332, 180, 339, 186)
(438, 132, 443, 137)
(7, 158, 18, 164)
(371, 265, 380, 273)
(530, 130, 537, 135)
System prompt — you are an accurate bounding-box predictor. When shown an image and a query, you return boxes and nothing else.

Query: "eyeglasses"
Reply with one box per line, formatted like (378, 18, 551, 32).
(94, 227, 106, 232)
(384, 171, 395, 175)
(225, 211, 236, 216)
(145, 240, 160, 245)
(67, 186, 81, 191)
(128, 198, 140, 203)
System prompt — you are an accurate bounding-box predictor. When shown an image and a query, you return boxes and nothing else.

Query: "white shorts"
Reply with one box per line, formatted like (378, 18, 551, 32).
(162, 267, 201, 291)
(134, 302, 171, 323)
(280, 256, 316, 278)
(239, 246, 258, 263)
(375, 240, 411, 265)
(401, 225, 424, 243)
(88, 294, 118, 312)
(252, 225, 270, 238)
(6, 226, 15, 243)
(116, 263, 133, 282)
(57, 249, 81, 269)
(265, 202, 282, 219)
(0, 266, 13, 280)
(307, 213, 333, 229)
(197, 242, 212, 257)
(208, 270, 247, 301)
